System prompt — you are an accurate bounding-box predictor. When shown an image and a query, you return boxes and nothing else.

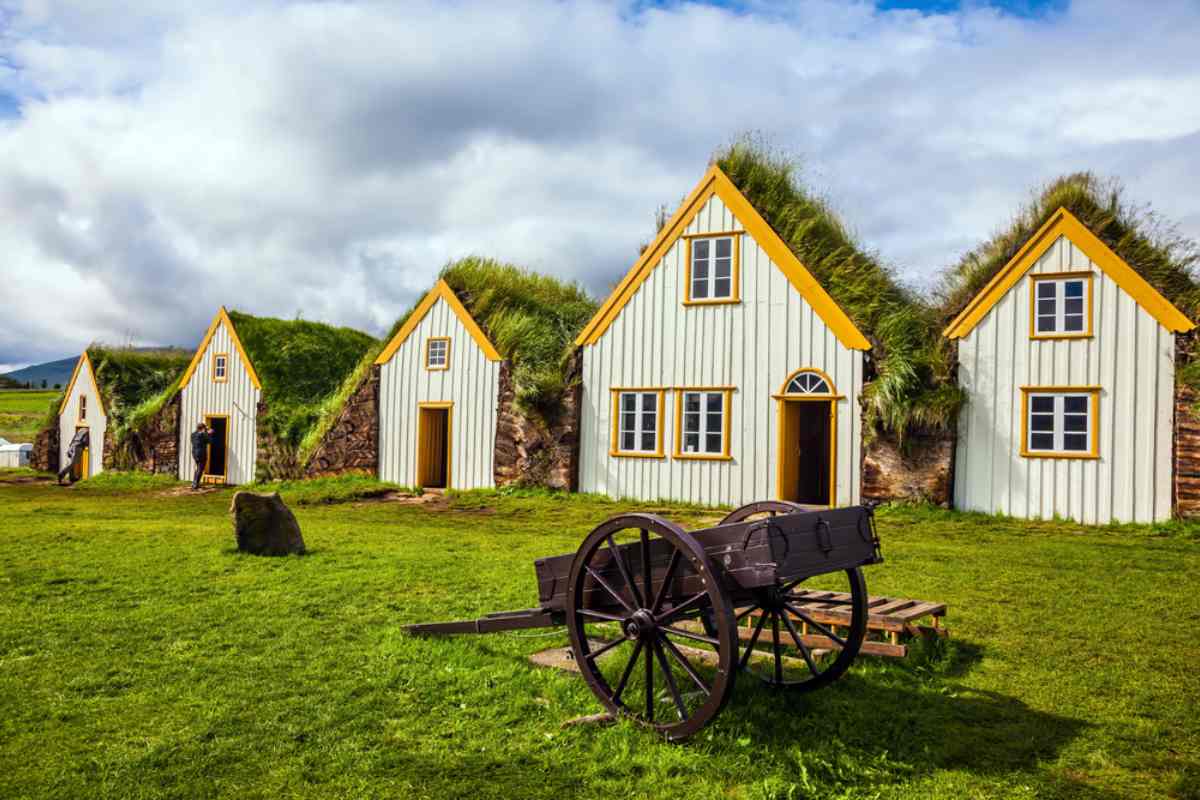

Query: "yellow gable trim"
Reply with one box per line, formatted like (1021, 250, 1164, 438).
(59, 350, 107, 418)
(944, 208, 1195, 339)
(575, 165, 871, 350)
(375, 279, 501, 365)
(178, 308, 262, 391)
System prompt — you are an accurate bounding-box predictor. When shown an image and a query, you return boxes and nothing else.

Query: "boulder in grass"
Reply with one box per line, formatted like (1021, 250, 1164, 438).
(230, 491, 306, 556)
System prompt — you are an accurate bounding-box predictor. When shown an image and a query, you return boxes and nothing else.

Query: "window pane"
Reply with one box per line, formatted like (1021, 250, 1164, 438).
(1037, 316, 1056, 333)
(1064, 315, 1084, 332)
(692, 279, 709, 299)
(1037, 282, 1056, 298)
(1038, 299, 1056, 316)
(622, 413, 637, 433)
(684, 413, 700, 433)
(622, 394, 636, 412)
(1030, 433, 1054, 450)
(706, 393, 722, 412)
(714, 256, 732, 278)
(1063, 434, 1088, 451)
(1064, 298, 1083, 315)
(692, 258, 709, 281)
(1064, 280, 1084, 298)
(684, 433, 699, 452)
(642, 394, 657, 412)
(714, 238, 731, 258)
(641, 432, 656, 451)
(1031, 396, 1054, 413)
(622, 432, 635, 451)
(1031, 413, 1055, 432)
(1064, 415, 1087, 432)
(705, 433, 721, 452)
(1063, 396, 1088, 414)
(714, 278, 732, 297)
(693, 240, 709, 259)
(685, 393, 700, 413)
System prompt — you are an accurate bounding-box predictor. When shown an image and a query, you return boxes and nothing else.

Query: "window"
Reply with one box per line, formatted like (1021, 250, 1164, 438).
(675, 389, 732, 459)
(1031, 273, 1092, 338)
(1022, 388, 1099, 458)
(783, 370, 832, 395)
(426, 338, 450, 371)
(686, 234, 740, 304)
(79, 395, 87, 422)
(611, 390, 664, 457)
(213, 353, 228, 383)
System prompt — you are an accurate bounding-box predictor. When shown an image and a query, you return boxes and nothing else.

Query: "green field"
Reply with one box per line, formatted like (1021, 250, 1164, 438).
(0, 473, 1197, 799)
(0, 390, 56, 443)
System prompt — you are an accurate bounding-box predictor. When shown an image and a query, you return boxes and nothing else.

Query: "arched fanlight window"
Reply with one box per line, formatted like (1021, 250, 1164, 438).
(782, 369, 834, 395)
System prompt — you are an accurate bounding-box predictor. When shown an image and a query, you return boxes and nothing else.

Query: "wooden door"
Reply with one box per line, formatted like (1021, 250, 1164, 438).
(417, 405, 451, 489)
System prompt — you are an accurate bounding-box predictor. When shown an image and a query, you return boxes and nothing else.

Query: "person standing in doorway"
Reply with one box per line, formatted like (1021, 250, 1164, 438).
(57, 428, 90, 485)
(190, 422, 212, 490)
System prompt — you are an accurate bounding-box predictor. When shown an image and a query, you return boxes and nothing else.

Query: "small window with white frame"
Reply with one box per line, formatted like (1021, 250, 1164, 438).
(426, 338, 450, 371)
(613, 390, 663, 456)
(676, 389, 731, 458)
(688, 235, 738, 303)
(79, 394, 87, 422)
(213, 353, 228, 383)
(1032, 274, 1091, 337)
(1024, 389, 1098, 457)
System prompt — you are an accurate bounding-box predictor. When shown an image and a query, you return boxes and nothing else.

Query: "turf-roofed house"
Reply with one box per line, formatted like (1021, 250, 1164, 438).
(32, 347, 192, 480)
(575, 143, 956, 507)
(175, 308, 375, 485)
(942, 174, 1200, 524)
(304, 259, 596, 490)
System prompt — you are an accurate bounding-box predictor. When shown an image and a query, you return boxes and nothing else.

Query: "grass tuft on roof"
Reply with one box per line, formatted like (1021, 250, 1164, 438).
(716, 137, 961, 438)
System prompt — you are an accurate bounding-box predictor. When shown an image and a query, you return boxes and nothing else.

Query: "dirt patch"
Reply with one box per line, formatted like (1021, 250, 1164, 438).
(0, 475, 55, 486)
(158, 486, 223, 497)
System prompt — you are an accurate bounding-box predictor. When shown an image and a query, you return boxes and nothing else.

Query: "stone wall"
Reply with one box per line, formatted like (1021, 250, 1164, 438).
(112, 393, 181, 475)
(862, 428, 955, 507)
(254, 401, 304, 482)
(305, 366, 380, 477)
(494, 351, 582, 491)
(31, 424, 59, 473)
(1174, 335, 1200, 517)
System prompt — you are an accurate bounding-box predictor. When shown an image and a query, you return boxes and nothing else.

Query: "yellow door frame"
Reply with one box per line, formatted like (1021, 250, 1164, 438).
(203, 414, 230, 485)
(74, 425, 90, 480)
(416, 402, 453, 489)
(774, 396, 838, 507)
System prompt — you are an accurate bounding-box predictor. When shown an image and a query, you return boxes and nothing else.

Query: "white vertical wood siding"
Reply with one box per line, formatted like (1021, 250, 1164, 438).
(954, 235, 1175, 524)
(378, 297, 501, 489)
(579, 194, 864, 507)
(177, 322, 261, 485)
(59, 356, 106, 478)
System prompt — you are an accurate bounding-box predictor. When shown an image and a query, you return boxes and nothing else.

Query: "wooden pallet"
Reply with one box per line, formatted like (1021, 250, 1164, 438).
(743, 591, 948, 658)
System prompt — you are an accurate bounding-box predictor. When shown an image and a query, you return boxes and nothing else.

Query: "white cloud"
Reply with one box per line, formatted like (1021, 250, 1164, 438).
(1, 0, 1198, 366)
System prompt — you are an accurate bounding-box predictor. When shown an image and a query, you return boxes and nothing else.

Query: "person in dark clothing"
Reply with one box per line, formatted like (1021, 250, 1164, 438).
(190, 422, 212, 490)
(57, 428, 90, 485)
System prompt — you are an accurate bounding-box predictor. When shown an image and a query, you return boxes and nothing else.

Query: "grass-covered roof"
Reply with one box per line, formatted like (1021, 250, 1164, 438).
(715, 139, 961, 437)
(937, 171, 1200, 329)
(300, 257, 597, 465)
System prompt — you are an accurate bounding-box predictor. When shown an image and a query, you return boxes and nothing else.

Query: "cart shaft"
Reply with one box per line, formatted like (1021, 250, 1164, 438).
(405, 607, 564, 636)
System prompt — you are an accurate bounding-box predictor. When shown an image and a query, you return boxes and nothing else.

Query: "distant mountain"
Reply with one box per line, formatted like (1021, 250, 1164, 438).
(0, 357, 78, 389)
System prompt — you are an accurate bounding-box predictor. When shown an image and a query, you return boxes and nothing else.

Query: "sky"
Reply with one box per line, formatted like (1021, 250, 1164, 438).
(1, 0, 1199, 372)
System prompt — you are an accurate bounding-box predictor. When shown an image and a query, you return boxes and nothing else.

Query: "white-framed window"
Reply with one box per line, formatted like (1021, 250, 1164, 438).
(213, 354, 228, 382)
(677, 390, 729, 458)
(79, 395, 87, 421)
(426, 338, 450, 370)
(1032, 275, 1090, 336)
(613, 390, 662, 456)
(689, 236, 736, 302)
(1024, 390, 1097, 456)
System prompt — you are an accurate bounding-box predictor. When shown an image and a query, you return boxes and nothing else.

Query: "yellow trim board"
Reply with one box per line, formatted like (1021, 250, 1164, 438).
(1019, 386, 1100, 460)
(673, 387, 734, 461)
(179, 308, 262, 391)
(212, 352, 230, 383)
(575, 164, 870, 351)
(776, 395, 837, 506)
(945, 208, 1195, 339)
(416, 402, 454, 489)
(778, 367, 837, 396)
(376, 280, 501, 365)
(425, 337, 451, 371)
(59, 351, 107, 418)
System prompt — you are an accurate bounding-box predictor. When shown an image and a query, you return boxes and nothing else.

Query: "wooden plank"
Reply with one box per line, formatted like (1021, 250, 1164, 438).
(889, 601, 947, 622)
(869, 598, 918, 615)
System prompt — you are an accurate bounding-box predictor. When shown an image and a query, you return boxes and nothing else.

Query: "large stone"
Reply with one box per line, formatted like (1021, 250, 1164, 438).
(862, 429, 954, 507)
(230, 491, 306, 556)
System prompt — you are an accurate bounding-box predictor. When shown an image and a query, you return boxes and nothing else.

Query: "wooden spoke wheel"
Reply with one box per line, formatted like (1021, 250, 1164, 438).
(719, 500, 807, 525)
(735, 566, 868, 691)
(565, 513, 738, 741)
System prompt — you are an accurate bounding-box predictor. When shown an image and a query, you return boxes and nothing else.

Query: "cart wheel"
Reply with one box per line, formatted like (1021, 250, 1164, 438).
(719, 500, 805, 525)
(736, 567, 868, 691)
(565, 513, 737, 741)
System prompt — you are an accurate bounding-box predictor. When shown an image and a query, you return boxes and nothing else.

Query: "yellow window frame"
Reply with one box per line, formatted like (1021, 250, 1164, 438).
(212, 352, 230, 383)
(1019, 386, 1101, 459)
(609, 388, 667, 459)
(77, 394, 87, 423)
(683, 231, 742, 306)
(673, 386, 734, 461)
(425, 337, 451, 371)
(1029, 271, 1094, 340)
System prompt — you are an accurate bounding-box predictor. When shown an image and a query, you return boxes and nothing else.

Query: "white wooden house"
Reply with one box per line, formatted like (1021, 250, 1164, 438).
(176, 308, 262, 485)
(945, 208, 1195, 524)
(575, 164, 872, 507)
(58, 351, 106, 480)
(375, 279, 502, 490)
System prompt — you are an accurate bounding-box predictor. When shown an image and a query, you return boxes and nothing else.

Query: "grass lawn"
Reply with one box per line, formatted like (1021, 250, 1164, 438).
(0, 473, 1197, 799)
(0, 390, 56, 443)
